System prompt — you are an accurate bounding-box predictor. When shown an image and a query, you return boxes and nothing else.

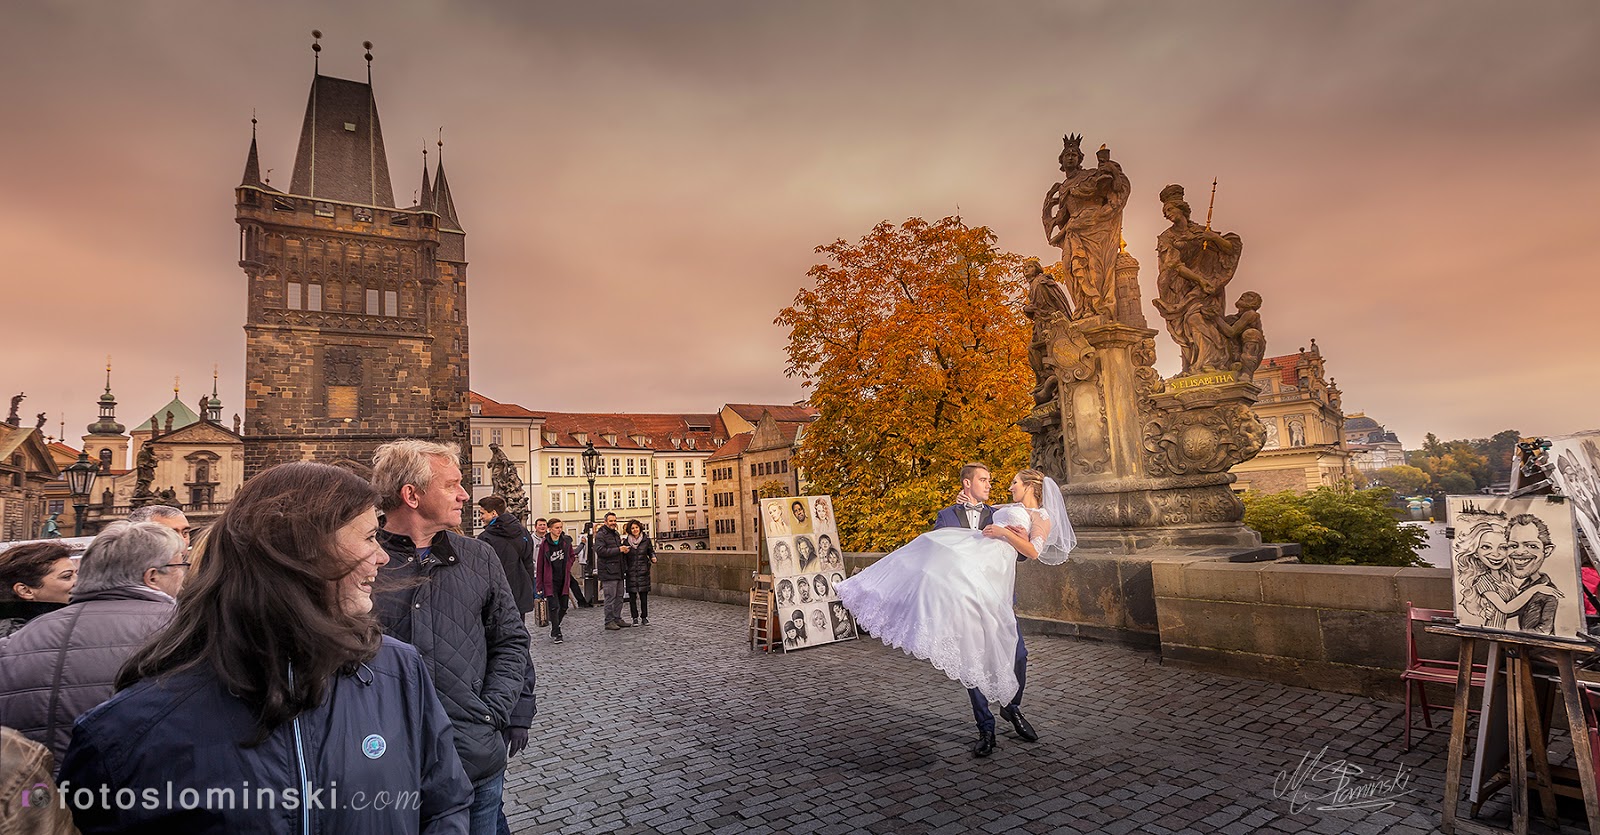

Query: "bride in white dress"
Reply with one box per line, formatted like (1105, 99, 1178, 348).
(836, 469, 1075, 704)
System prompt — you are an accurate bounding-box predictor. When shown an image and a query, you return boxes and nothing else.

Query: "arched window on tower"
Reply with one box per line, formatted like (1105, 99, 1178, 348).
(98, 448, 112, 473)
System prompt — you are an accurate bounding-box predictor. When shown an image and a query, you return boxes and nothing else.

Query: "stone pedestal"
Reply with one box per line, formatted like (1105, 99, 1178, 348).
(1024, 324, 1268, 554)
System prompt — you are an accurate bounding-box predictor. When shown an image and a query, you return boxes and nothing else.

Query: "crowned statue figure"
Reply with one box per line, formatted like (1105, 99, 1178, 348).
(1152, 183, 1244, 375)
(1041, 135, 1132, 322)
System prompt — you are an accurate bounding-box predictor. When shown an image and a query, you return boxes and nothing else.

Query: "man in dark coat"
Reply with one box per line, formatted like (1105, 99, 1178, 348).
(371, 440, 531, 835)
(477, 496, 538, 616)
(593, 512, 632, 630)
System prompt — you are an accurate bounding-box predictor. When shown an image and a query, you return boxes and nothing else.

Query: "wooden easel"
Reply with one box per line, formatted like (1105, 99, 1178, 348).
(1433, 624, 1600, 834)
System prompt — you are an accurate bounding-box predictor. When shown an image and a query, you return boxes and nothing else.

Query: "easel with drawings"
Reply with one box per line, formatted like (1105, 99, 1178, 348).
(1437, 438, 1600, 834)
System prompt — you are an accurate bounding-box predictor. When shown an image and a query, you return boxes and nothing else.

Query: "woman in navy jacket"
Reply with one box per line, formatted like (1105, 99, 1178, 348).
(58, 462, 471, 834)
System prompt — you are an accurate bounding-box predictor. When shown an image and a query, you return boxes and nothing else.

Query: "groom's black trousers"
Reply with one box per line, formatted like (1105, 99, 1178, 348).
(968, 634, 1027, 732)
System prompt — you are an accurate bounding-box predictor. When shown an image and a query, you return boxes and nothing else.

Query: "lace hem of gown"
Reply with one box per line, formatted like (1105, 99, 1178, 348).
(844, 580, 1019, 704)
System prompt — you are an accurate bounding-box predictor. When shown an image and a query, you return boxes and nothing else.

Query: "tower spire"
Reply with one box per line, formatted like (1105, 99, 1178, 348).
(312, 29, 322, 74)
(87, 355, 125, 437)
(241, 112, 265, 188)
(433, 129, 463, 231)
(364, 40, 373, 84)
(420, 143, 433, 211)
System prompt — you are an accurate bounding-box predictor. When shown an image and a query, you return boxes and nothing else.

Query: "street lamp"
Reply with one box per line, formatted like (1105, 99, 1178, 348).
(581, 441, 602, 603)
(64, 449, 99, 538)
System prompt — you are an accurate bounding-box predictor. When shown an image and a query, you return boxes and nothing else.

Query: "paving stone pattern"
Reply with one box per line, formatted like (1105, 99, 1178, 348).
(502, 598, 1582, 834)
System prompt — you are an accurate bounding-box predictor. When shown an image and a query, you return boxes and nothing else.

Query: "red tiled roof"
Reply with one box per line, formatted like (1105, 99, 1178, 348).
(470, 391, 543, 419)
(1258, 354, 1302, 387)
(708, 431, 752, 461)
(726, 403, 817, 424)
(48, 442, 81, 457)
(536, 411, 730, 452)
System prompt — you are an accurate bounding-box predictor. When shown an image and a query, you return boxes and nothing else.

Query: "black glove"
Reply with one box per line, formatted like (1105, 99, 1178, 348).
(504, 727, 529, 757)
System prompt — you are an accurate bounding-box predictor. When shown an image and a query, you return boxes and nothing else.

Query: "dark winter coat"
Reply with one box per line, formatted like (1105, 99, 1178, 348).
(478, 514, 539, 615)
(624, 534, 655, 595)
(0, 599, 67, 641)
(593, 524, 627, 582)
(58, 636, 471, 834)
(0, 585, 175, 762)
(373, 529, 530, 783)
(535, 534, 574, 598)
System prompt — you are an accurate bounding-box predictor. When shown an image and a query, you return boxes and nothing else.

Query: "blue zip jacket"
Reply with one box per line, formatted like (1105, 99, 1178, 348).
(57, 636, 471, 834)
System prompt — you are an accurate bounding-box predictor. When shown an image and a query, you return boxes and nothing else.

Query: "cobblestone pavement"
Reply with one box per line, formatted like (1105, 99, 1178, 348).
(502, 597, 1581, 834)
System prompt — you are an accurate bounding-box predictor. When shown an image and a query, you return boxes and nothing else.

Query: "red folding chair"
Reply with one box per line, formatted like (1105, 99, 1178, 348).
(1402, 602, 1488, 751)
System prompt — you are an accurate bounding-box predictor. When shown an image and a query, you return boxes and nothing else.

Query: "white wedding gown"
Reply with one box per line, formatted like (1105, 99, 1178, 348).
(836, 505, 1043, 704)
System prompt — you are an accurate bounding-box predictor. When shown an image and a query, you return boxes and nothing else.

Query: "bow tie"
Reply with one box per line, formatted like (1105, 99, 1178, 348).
(962, 503, 984, 512)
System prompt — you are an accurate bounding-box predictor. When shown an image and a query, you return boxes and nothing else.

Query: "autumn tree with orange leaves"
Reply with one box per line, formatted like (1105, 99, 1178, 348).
(776, 216, 1034, 552)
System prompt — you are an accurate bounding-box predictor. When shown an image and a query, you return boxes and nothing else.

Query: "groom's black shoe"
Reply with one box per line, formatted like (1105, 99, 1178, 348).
(998, 706, 1038, 742)
(971, 729, 996, 758)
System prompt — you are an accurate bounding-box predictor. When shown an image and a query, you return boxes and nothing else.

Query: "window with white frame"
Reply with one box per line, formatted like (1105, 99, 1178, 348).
(491, 428, 503, 446)
(641, 491, 649, 507)
(581, 492, 591, 510)
(628, 490, 637, 508)
(550, 493, 561, 512)
(599, 492, 608, 509)
(472, 466, 483, 483)
(612, 490, 622, 508)
(550, 458, 560, 477)
(686, 487, 695, 506)
(684, 461, 694, 478)
(667, 489, 677, 507)
(627, 458, 635, 476)
(565, 457, 576, 477)
(471, 428, 483, 446)
(611, 458, 620, 476)
(666, 461, 676, 478)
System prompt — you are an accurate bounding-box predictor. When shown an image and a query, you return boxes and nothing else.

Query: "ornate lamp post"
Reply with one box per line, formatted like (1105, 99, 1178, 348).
(64, 449, 99, 538)
(581, 441, 602, 603)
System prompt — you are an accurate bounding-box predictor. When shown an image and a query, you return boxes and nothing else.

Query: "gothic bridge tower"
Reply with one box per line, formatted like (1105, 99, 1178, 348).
(234, 37, 470, 476)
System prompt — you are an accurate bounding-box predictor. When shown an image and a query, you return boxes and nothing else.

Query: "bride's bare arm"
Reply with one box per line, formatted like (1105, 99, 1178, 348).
(983, 523, 1039, 559)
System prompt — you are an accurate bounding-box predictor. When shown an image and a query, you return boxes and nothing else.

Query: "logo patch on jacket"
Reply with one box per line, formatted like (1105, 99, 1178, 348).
(362, 734, 387, 759)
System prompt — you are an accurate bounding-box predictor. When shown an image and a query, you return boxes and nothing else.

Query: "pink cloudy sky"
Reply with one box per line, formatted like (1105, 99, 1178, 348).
(3, 2, 1596, 450)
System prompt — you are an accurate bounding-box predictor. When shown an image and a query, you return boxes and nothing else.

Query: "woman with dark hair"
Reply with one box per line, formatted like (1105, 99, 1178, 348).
(58, 462, 471, 834)
(0, 541, 76, 638)
(812, 574, 831, 599)
(776, 578, 796, 608)
(623, 519, 656, 625)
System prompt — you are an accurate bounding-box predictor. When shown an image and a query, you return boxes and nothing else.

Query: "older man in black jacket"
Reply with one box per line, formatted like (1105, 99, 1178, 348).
(372, 440, 531, 835)
(593, 511, 633, 630)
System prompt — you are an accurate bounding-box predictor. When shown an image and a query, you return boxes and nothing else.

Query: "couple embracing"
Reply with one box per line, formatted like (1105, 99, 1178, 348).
(837, 462, 1075, 758)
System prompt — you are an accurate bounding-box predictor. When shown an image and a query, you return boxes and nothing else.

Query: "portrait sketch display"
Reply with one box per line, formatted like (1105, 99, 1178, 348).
(762, 495, 855, 649)
(1546, 431, 1600, 557)
(1448, 495, 1584, 640)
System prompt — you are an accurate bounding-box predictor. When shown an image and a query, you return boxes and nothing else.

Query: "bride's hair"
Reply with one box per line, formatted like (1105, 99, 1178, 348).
(1016, 468, 1045, 504)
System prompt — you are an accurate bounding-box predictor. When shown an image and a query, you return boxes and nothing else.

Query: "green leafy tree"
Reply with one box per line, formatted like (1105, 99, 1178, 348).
(1371, 465, 1429, 496)
(1437, 472, 1477, 494)
(1244, 486, 1427, 566)
(776, 216, 1031, 552)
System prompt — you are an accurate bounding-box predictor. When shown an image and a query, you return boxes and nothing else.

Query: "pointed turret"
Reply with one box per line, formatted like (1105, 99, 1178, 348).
(433, 158, 462, 231)
(241, 124, 267, 189)
(206, 367, 224, 423)
(86, 360, 125, 436)
(419, 152, 434, 212)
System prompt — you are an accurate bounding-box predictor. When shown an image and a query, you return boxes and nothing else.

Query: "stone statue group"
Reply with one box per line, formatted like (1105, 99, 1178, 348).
(1032, 133, 1265, 382)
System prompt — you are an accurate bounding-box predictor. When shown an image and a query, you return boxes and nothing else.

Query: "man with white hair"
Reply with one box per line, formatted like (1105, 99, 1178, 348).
(370, 439, 530, 835)
(0, 521, 184, 761)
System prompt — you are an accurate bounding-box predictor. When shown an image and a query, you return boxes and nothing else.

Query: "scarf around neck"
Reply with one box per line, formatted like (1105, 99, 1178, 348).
(624, 532, 643, 548)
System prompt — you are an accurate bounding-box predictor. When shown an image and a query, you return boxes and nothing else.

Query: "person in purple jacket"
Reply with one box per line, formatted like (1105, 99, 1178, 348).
(58, 462, 471, 834)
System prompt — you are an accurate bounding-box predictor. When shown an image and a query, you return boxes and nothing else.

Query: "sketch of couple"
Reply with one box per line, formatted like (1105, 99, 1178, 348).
(1455, 513, 1562, 634)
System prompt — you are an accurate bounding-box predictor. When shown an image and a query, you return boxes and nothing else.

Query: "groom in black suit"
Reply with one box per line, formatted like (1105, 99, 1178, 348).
(933, 461, 1038, 758)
